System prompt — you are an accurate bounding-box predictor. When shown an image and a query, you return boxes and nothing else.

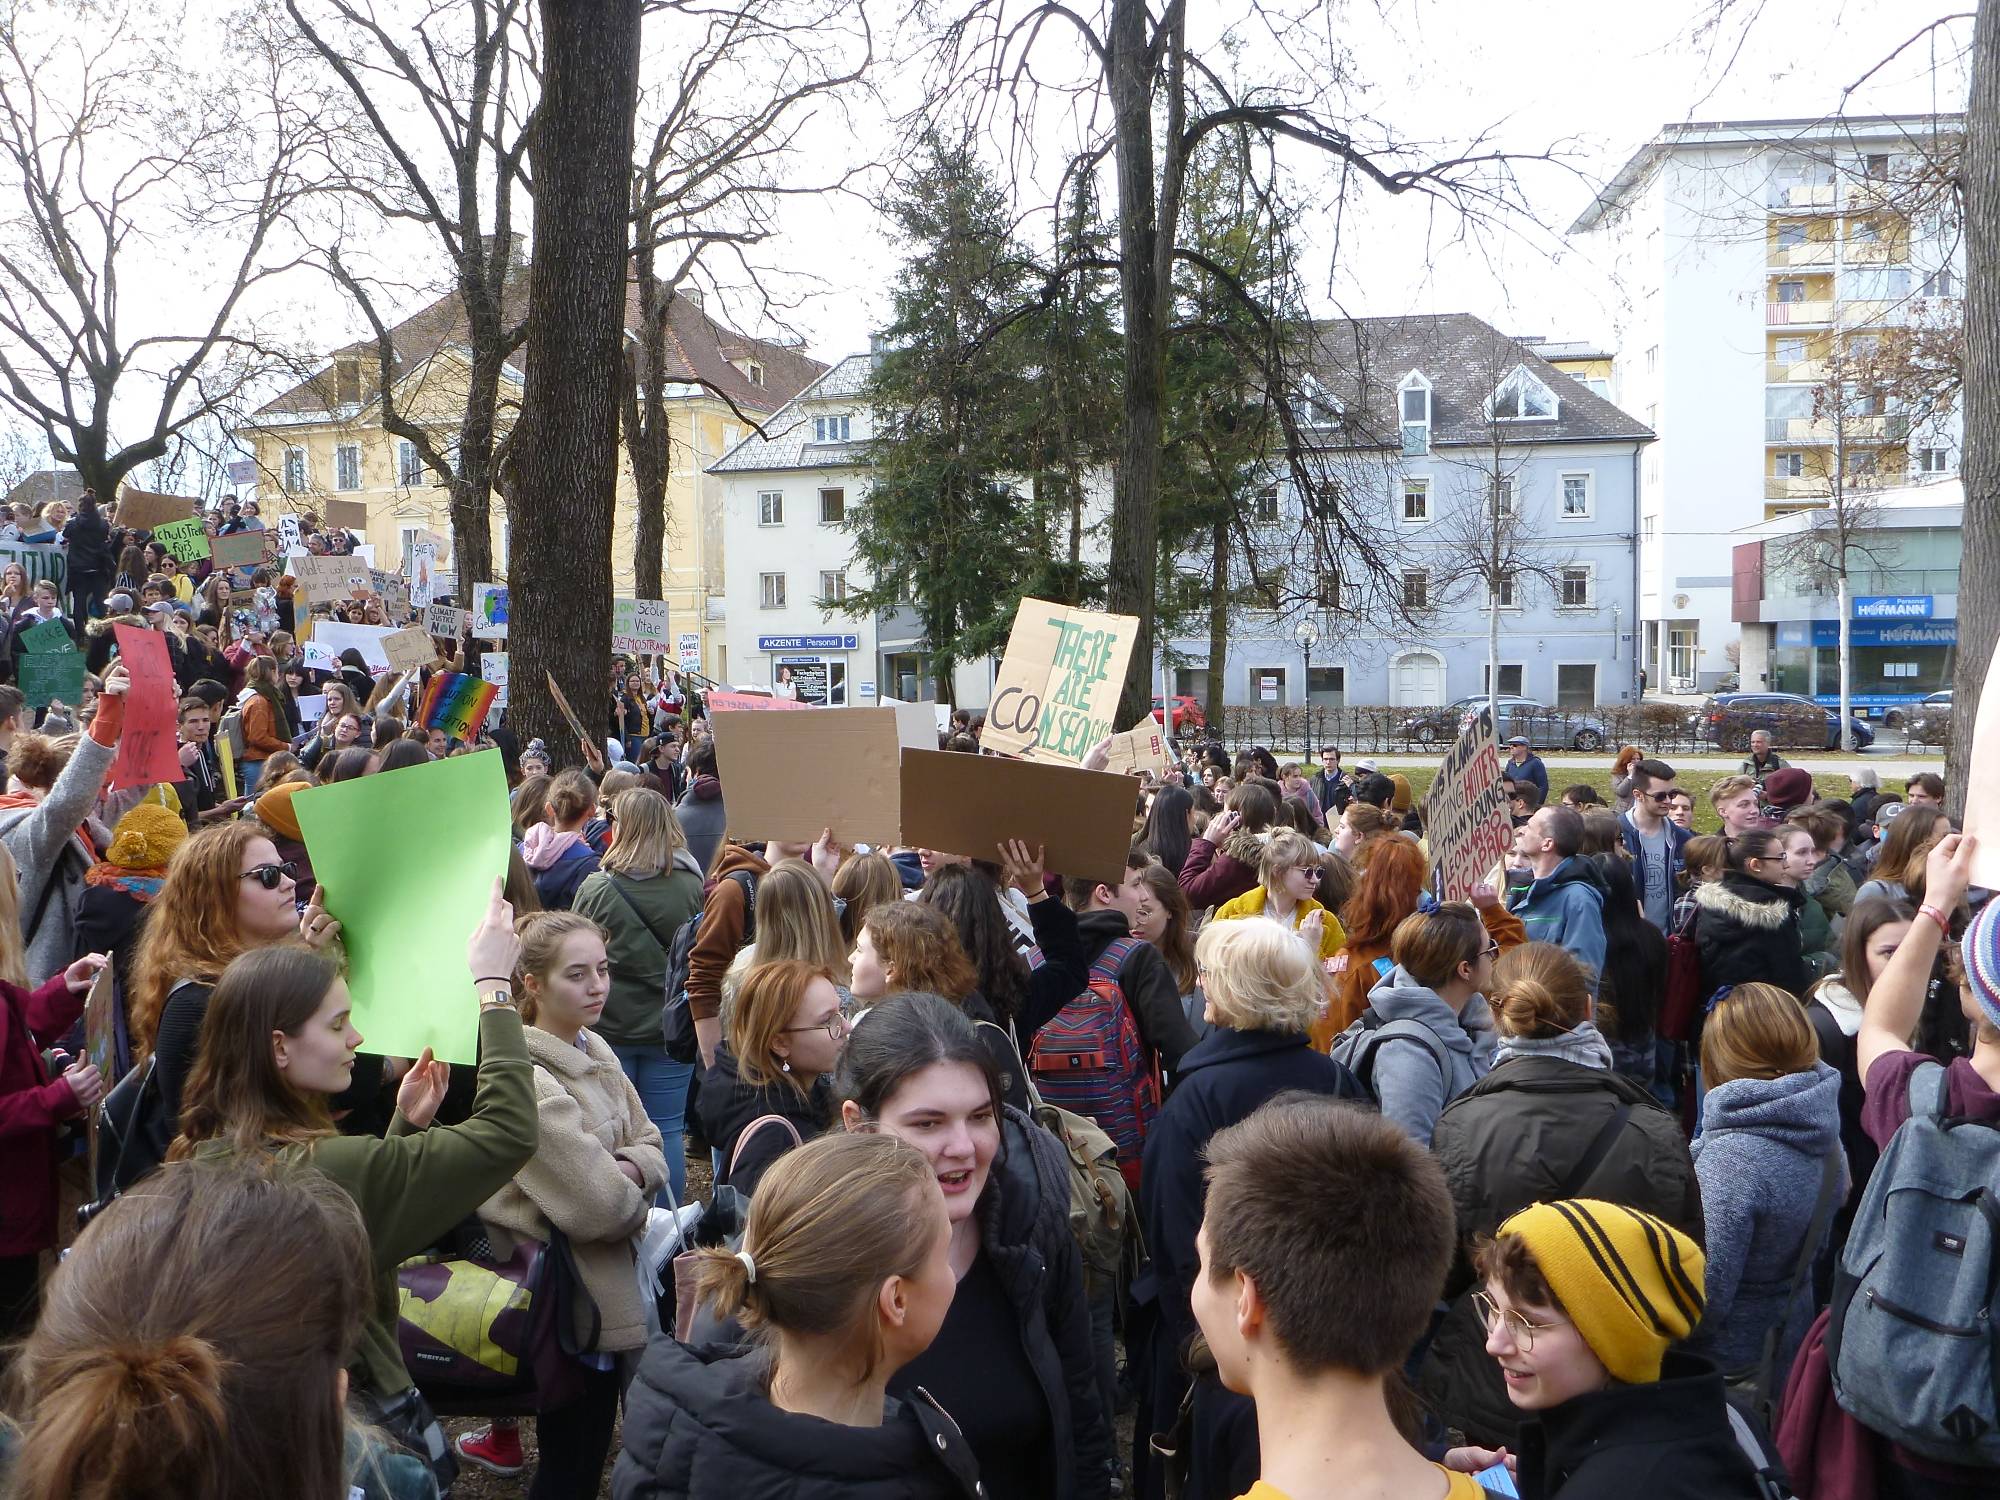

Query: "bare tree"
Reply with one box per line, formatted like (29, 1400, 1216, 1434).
(285, 0, 540, 588)
(0, 0, 338, 504)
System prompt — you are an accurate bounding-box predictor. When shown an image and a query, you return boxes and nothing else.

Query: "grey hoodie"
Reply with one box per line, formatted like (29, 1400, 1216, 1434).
(1362, 965, 1498, 1146)
(1494, 1019, 1614, 1071)
(1688, 1062, 1846, 1377)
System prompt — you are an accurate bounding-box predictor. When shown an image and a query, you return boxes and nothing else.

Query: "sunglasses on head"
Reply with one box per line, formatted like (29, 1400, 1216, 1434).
(240, 861, 298, 890)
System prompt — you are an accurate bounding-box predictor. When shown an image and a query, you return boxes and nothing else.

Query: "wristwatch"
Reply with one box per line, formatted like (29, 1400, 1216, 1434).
(478, 986, 517, 1009)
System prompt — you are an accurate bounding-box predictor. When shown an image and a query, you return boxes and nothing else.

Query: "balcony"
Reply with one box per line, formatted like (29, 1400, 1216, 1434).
(1765, 357, 1828, 384)
(1844, 240, 1911, 266)
(1766, 300, 1835, 327)
(1765, 413, 1909, 443)
(1767, 181, 1839, 211)
(1767, 240, 1836, 269)
(1765, 475, 1830, 501)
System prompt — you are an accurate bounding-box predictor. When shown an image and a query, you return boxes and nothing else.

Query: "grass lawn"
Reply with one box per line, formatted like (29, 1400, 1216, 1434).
(1389, 764, 1851, 835)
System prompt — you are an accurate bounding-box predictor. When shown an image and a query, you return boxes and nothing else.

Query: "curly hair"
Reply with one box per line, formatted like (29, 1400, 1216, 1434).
(864, 900, 979, 1004)
(130, 822, 277, 1056)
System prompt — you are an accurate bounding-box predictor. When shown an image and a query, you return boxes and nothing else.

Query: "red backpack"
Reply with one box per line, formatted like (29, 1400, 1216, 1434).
(1027, 937, 1158, 1186)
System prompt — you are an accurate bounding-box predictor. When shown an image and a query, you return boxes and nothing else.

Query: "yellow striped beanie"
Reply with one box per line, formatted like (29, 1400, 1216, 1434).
(1496, 1199, 1707, 1383)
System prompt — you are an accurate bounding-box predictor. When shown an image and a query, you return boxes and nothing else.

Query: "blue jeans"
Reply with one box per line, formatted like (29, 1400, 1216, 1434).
(611, 1042, 691, 1205)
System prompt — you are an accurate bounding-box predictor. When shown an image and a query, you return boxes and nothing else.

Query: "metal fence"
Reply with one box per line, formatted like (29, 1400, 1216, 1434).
(1208, 702, 1737, 758)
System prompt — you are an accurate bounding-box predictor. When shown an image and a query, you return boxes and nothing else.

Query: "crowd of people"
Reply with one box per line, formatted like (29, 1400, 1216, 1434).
(0, 495, 1982, 1500)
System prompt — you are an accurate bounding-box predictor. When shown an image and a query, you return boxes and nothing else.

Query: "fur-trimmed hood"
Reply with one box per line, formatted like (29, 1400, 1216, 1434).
(1693, 870, 1803, 929)
(1220, 826, 1270, 867)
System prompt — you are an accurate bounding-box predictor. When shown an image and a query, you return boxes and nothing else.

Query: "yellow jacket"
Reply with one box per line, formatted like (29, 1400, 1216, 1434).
(1213, 885, 1347, 962)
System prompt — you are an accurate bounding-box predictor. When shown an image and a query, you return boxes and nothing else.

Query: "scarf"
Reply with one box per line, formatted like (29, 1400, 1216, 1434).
(521, 823, 586, 871)
(84, 863, 166, 901)
(1814, 976, 1864, 1038)
(1495, 1018, 1615, 1070)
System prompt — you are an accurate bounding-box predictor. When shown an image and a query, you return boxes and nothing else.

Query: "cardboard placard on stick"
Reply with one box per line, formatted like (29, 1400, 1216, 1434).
(710, 708, 903, 847)
(290, 555, 370, 604)
(899, 749, 1137, 888)
(980, 598, 1139, 764)
(17, 650, 83, 709)
(705, 689, 810, 713)
(546, 672, 591, 745)
(425, 603, 468, 639)
(1103, 721, 1171, 777)
(1422, 709, 1515, 904)
(472, 583, 509, 639)
(611, 598, 671, 656)
(380, 626, 434, 673)
(1962, 641, 2000, 890)
(323, 497, 369, 531)
(116, 488, 196, 532)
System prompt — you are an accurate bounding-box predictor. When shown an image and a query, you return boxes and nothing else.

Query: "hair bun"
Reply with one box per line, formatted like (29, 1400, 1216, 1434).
(110, 1335, 223, 1400)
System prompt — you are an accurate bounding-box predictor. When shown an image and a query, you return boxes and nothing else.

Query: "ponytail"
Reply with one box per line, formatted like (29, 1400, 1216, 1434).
(1490, 942, 1590, 1039)
(1727, 828, 1784, 871)
(10, 1338, 228, 1500)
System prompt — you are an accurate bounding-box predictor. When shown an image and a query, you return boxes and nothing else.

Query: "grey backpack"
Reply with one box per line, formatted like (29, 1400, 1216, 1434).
(1328, 1007, 1452, 1102)
(1826, 1060, 2000, 1466)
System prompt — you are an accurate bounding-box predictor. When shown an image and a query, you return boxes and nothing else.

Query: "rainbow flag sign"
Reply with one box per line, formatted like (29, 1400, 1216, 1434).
(419, 671, 499, 742)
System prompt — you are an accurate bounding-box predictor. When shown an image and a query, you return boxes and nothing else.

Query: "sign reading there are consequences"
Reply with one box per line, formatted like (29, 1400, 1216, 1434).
(980, 598, 1138, 765)
(1422, 709, 1514, 904)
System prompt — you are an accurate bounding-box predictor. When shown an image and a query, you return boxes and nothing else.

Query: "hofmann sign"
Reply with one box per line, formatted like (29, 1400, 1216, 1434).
(757, 634, 858, 651)
(1853, 596, 1933, 620)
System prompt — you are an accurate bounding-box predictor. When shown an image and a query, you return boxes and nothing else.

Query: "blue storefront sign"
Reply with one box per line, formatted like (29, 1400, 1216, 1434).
(1852, 595, 1933, 620)
(1776, 619, 1957, 650)
(757, 633, 858, 651)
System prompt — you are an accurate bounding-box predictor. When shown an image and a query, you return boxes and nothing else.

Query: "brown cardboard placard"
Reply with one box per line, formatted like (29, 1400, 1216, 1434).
(545, 672, 592, 746)
(380, 626, 435, 673)
(1421, 709, 1514, 904)
(211, 530, 274, 568)
(116, 487, 198, 532)
(710, 707, 903, 847)
(980, 597, 1139, 764)
(1962, 639, 2000, 889)
(1103, 720, 1171, 777)
(899, 749, 1138, 888)
(290, 555, 370, 604)
(323, 497, 369, 530)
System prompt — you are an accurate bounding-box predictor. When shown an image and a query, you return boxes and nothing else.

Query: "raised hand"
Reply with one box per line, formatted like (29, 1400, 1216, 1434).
(396, 1048, 451, 1129)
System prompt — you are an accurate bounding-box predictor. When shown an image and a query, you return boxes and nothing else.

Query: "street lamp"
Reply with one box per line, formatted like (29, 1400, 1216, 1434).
(1295, 616, 1321, 747)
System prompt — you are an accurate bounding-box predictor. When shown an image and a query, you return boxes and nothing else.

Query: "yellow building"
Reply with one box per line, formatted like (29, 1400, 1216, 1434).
(237, 279, 824, 675)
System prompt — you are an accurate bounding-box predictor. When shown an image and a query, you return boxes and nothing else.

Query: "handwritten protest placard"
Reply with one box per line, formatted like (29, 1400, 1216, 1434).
(900, 749, 1138, 887)
(17, 648, 82, 708)
(152, 516, 211, 563)
(472, 583, 509, 639)
(116, 488, 196, 532)
(410, 542, 437, 607)
(210, 530, 271, 569)
(380, 626, 435, 673)
(1961, 640, 2000, 889)
(710, 708, 903, 846)
(425, 603, 468, 639)
(308, 620, 395, 671)
(980, 598, 1138, 764)
(612, 598, 671, 656)
(82, 964, 119, 1190)
(290, 555, 370, 603)
(1103, 720, 1171, 777)
(16, 617, 70, 656)
(419, 671, 499, 741)
(480, 651, 509, 709)
(706, 690, 810, 712)
(1423, 709, 1514, 903)
(107, 624, 185, 790)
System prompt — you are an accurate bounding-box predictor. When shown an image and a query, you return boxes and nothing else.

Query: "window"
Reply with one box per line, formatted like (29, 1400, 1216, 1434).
(1299, 374, 1341, 425)
(1306, 666, 1345, 707)
(747, 361, 765, 386)
(759, 572, 786, 609)
(1555, 662, 1598, 710)
(1845, 449, 1878, 478)
(1774, 452, 1804, 478)
(1496, 570, 1519, 608)
(758, 490, 783, 526)
(818, 487, 845, 524)
(1251, 484, 1279, 524)
(282, 448, 306, 494)
(1489, 366, 1559, 421)
(335, 444, 361, 491)
(397, 440, 425, 487)
(1645, 345, 1660, 373)
(1862, 153, 1891, 180)
(1315, 570, 1341, 610)
(812, 414, 851, 443)
(818, 570, 847, 603)
(1775, 336, 1808, 364)
(1775, 223, 1807, 249)
(1399, 372, 1431, 456)
(1850, 217, 1881, 244)
(1776, 279, 1806, 303)
(1483, 663, 1525, 696)
(1922, 269, 1956, 297)
(1401, 478, 1429, 522)
(1249, 668, 1287, 703)
(1402, 569, 1429, 610)
(1642, 514, 1657, 540)
(1559, 472, 1593, 518)
(1559, 566, 1593, 608)
(1495, 478, 1517, 517)
(1917, 446, 1951, 473)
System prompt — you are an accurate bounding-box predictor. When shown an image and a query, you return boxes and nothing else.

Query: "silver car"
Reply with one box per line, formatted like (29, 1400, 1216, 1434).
(1402, 695, 1607, 752)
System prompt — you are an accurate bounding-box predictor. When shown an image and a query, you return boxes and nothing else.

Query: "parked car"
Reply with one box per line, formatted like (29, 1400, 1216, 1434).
(1152, 694, 1207, 732)
(1698, 692, 1875, 752)
(1899, 689, 1953, 744)
(1400, 695, 1607, 752)
(1882, 689, 1949, 731)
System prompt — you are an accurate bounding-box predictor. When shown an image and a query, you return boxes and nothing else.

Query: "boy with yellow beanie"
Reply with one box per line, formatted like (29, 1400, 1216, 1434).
(1466, 1198, 1771, 1498)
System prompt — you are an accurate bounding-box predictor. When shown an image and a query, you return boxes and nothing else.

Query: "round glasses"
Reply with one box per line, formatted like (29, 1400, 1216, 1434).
(781, 1014, 849, 1043)
(1472, 1290, 1568, 1351)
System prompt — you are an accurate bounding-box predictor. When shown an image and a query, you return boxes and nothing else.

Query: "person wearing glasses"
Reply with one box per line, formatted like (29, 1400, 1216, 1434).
(1211, 828, 1347, 969)
(1617, 757, 1692, 933)
(697, 957, 848, 1199)
(1421, 942, 1702, 1451)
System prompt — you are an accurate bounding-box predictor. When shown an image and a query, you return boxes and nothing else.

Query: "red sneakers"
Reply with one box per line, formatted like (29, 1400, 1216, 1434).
(454, 1421, 526, 1475)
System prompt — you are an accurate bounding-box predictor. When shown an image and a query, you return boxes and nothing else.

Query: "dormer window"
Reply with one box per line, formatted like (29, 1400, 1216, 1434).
(1488, 365, 1559, 421)
(747, 361, 765, 386)
(1299, 374, 1341, 427)
(812, 414, 851, 443)
(1398, 371, 1431, 456)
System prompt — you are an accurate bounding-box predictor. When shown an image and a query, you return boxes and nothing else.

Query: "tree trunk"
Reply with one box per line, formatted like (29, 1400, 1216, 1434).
(1204, 513, 1229, 731)
(1106, 0, 1164, 731)
(451, 343, 504, 588)
(624, 244, 669, 600)
(510, 0, 642, 769)
(1951, 0, 2000, 819)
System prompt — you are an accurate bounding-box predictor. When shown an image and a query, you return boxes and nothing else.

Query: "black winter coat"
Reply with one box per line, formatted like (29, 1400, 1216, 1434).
(1513, 1353, 1769, 1499)
(61, 510, 116, 579)
(1693, 871, 1808, 1000)
(1421, 1054, 1705, 1448)
(695, 1046, 830, 1198)
(1133, 1026, 1364, 1500)
(610, 1342, 983, 1500)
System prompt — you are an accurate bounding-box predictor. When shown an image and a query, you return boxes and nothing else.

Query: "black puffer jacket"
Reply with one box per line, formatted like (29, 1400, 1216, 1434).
(695, 1046, 830, 1198)
(611, 1342, 982, 1500)
(1693, 870, 1808, 999)
(1421, 1048, 1704, 1448)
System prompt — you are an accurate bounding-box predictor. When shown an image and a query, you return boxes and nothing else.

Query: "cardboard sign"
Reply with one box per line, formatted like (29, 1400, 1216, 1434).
(380, 626, 435, 672)
(17, 649, 82, 708)
(710, 707, 904, 846)
(1962, 641, 2000, 890)
(323, 497, 369, 531)
(1104, 721, 1171, 777)
(677, 631, 701, 671)
(82, 964, 117, 1191)
(706, 689, 809, 712)
(545, 672, 591, 745)
(888, 700, 939, 751)
(151, 516, 211, 563)
(612, 598, 670, 656)
(107, 624, 185, 791)
(425, 603, 468, 639)
(900, 749, 1138, 888)
(1422, 709, 1514, 904)
(472, 583, 508, 639)
(410, 542, 437, 607)
(290, 555, 370, 603)
(16, 617, 70, 655)
(211, 530, 271, 568)
(309, 620, 395, 671)
(277, 514, 303, 553)
(297, 693, 327, 724)
(419, 671, 498, 741)
(116, 488, 197, 532)
(480, 651, 509, 709)
(981, 598, 1139, 764)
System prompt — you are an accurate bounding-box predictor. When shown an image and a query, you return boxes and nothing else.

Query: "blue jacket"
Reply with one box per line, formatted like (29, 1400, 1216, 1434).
(1501, 751, 1548, 802)
(1507, 855, 1609, 984)
(1619, 812, 1693, 925)
(529, 841, 600, 912)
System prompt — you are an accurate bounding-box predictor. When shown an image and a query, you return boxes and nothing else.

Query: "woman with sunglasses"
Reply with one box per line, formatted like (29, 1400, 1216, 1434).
(1211, 828, 1346, 969)
(130, 819, 347, 1128)
(699, 957, 848, 1197)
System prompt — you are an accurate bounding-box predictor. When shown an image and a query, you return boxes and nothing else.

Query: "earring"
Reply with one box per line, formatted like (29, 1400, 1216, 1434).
(781, 1058, 792, 1074)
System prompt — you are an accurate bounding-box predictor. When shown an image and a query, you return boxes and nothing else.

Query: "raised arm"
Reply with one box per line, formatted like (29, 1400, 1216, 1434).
(1858, 831, 1974, 1087)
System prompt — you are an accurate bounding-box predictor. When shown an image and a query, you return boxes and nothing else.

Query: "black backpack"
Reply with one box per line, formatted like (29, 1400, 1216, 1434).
(661, 871, 756, 1064)
(77, 979, 207, 1229)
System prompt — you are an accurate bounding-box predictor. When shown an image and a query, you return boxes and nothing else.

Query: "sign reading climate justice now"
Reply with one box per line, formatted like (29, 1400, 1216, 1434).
(981, 598, 1139, 764)
(1424, 709, 1514, 904)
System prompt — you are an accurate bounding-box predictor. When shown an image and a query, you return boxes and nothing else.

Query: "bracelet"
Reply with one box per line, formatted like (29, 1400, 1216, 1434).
(474, 976, 514, 986)
(1918, 904, 1951, 936)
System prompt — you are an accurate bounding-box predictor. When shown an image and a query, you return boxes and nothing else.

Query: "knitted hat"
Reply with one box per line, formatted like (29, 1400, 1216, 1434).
(1496, 1199, 1707, 1383)
(1961, 901, 2000, 1033)
(1762, 767, 1815, 810)
(105, 803, 189, 872)
(255, 780, 305, 842)
(1389, 773, 1413, 813)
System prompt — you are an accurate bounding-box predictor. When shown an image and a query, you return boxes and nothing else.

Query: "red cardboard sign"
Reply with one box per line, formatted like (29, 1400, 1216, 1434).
(107, 624, 186, 791)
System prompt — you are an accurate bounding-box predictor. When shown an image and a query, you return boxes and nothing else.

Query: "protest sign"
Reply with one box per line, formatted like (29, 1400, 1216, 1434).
(107, 624, 185, 790)
(886, 700, 938, 751)
(0, 542, 63, 593)
(323, 497, 369, 531)
(211, 530, 271, 569)
(710, 708, 903, 846)
(116, 488, 196, 532)
(677, 632, 701, 671)
(706, 689, 809, 712)
(152, 516, 211, 563)
(1423, 709, 1514, 903)
(82, 964, 118, 1191)
(900, 749, 1138, 887)
(308, 620, 395, 671)
(17, 650, 83, 709)
(480, 651, 509, 709)
(425, 603, 468, 639)
(381, 625, 435, 673)
(411, 542, 437, 607)
(297, 693, 327, 725)
(545, 672, 590, 744)
(217, 736, 238, 800)
(612, 598, 670, 656)
(290, 555, 370, 603)
(293, 750, 511, 1064)
(1103, 720, 1171, 778)
(1962, 641, 2000, 890)
(419, 671, 499, 741)
(980, 598, 1139, 764)
(16, 617, 70, 655)
(277, 514, 303, 552)
(472, 583, 508, 639)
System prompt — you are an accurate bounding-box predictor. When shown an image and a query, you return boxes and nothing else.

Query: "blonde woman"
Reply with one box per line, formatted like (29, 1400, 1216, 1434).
(571, 788, 703, 1201)
(697, 957, 848, 1195)
(1213, 827, 1347, 968)
(719, 857, 852, 1024)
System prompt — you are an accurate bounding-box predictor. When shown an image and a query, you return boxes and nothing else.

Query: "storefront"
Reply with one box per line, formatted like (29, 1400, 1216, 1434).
(757, 633, 857, 706)
(1769, 604, 1956, 712)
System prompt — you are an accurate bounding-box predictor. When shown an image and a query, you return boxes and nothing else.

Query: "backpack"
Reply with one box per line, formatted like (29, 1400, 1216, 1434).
(1826, 1059, 2000, 1467)
(1026, 936, 1158, 1175)
(1661, 908, 1703, 1042)
(78, 977, 203, 1229)
(1328, 1005, 1453, 1103)
(661, 870, 756, 1064)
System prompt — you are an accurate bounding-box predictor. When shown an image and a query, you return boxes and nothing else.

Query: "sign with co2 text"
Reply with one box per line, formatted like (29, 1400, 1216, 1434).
(980, 598, 1138, 765)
